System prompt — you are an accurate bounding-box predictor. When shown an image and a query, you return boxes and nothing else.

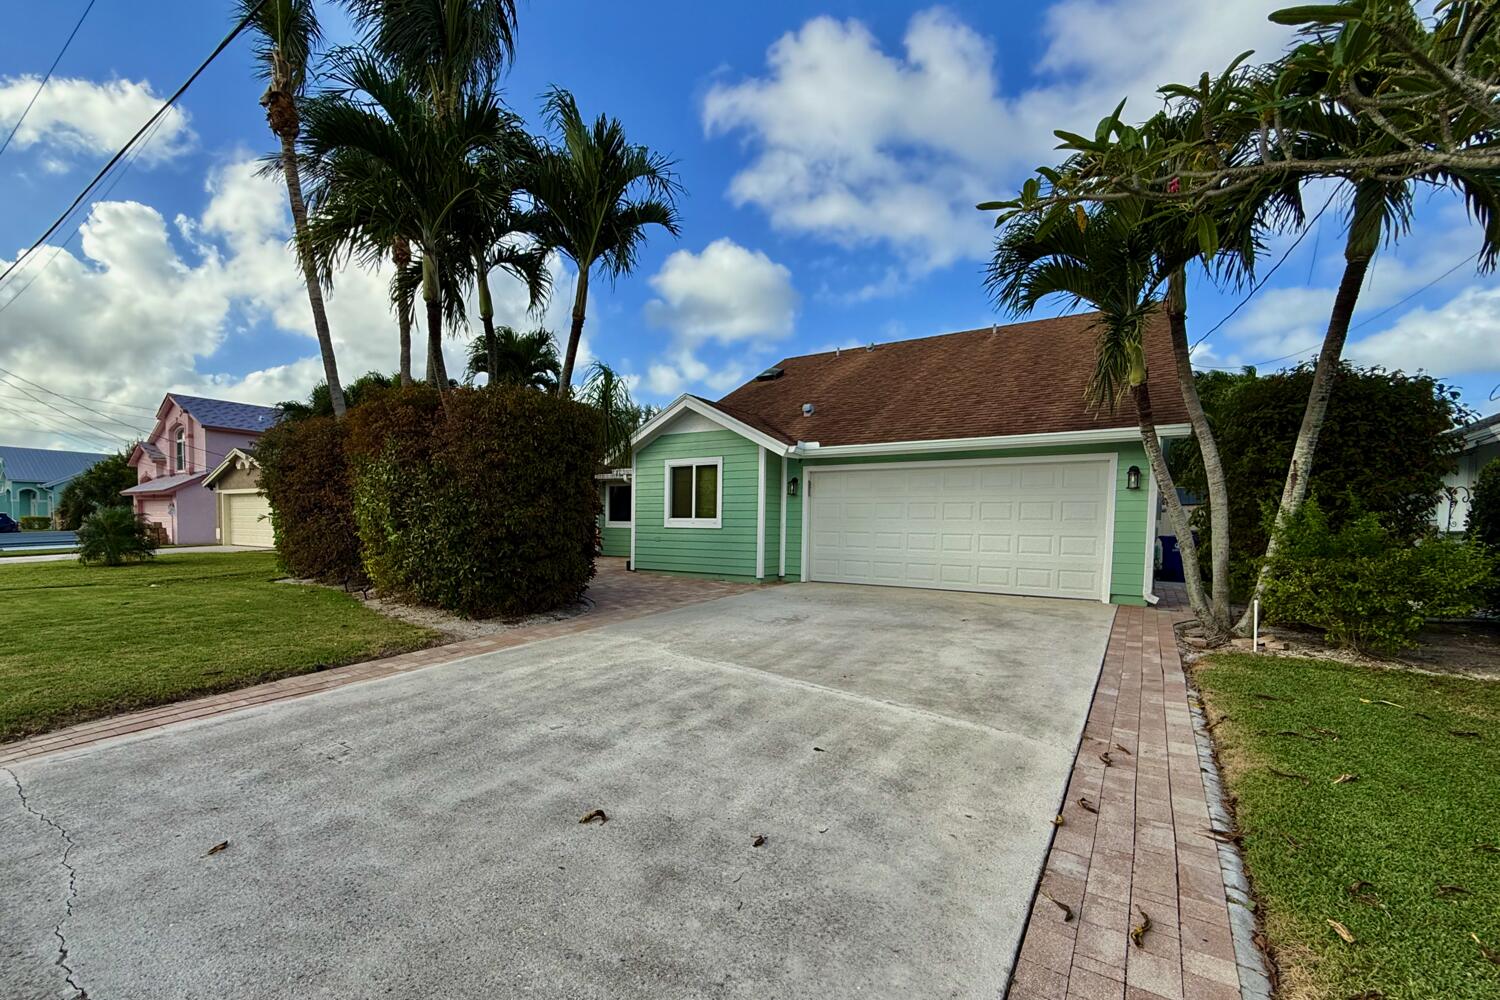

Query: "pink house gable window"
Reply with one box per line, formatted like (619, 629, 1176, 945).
(175, 427, 186, 472)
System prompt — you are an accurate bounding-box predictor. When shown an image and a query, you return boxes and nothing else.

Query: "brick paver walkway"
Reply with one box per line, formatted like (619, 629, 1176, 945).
(0, 559, 749, 765)
(1009, 603, 1254, 1000)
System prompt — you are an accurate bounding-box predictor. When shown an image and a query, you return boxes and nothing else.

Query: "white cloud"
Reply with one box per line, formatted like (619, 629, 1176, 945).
(704, 3, 1291, 274)
(633, 238, 794, 402)
(644, 238, 797, 344)
(1349, 286, 1500, 375)
(0, 76, 194, 166)
(0, 156, 561, 451)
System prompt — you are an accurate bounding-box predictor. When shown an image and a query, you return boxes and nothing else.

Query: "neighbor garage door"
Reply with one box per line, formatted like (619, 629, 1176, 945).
(223, 493, 274, 547)
(807, 460, 1111, 600)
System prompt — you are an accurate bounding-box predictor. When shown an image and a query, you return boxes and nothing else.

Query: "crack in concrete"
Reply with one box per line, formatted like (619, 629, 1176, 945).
(3, 766, 88, 999)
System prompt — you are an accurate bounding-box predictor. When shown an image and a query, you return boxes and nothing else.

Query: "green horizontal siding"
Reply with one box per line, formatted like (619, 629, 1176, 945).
(763, 447, 782, 581)
(788, 440, 1155, 605)
(599, 524, 630, 558)
(634, 430, 760, 581)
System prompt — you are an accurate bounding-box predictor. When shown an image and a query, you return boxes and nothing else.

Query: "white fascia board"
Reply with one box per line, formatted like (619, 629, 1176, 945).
(794, 423, 1192, 459)
(630, 395, 793, 455)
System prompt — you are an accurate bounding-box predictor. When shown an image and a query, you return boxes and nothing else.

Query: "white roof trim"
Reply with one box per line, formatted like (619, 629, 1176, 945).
(796, 423, 1192, 459)
(630, 395, 793, 455)
(202, 447, 260, 489)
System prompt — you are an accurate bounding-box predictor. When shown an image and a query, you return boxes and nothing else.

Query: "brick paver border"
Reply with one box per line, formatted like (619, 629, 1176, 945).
(0, 561, 750, 765)
(1008, 603, 1268, 1000)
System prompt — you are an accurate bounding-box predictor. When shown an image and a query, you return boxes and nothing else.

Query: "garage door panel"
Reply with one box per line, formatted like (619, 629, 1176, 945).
(223, 493, 274, 548)
(809, 460, 1110, 600)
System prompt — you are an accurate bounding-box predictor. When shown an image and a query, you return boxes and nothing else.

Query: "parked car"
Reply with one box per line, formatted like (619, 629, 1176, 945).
(0, 513, 18, 533)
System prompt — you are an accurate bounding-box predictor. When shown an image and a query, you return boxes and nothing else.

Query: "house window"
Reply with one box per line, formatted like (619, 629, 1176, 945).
(175, 428, 186, 472)
(605, 483, 632, 526)
(664, 458, 721, 528)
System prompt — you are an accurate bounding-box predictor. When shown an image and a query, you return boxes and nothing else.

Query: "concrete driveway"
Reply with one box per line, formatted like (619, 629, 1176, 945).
(1, 583, 1115, 999)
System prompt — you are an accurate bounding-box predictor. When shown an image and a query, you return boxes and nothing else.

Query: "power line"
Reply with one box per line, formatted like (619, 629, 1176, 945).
(0, 0, 269, 290)
(1190, 191, 1339, 352)
(1347, 250, 1479, 332)
(0, 366, 157, 434)
(0, 392, 151, 432)
(1192, 249, 1482, 371)
(0, 0, 99, 159)
(0, 372, 143, 445)
(0, 112, 172, 316)
(0, 403, 122, 452)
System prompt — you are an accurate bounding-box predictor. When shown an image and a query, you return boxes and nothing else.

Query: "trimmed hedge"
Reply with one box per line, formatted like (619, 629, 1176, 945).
(346, 384, 603, 617)
(19, 516, 50, 530)
(256, 414, 364, 584)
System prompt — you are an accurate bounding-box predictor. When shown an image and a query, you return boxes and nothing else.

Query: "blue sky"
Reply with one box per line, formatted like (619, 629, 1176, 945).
(1, 0, 1496, 454)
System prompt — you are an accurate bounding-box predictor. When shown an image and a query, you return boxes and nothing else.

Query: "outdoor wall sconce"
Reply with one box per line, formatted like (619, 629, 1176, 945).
(1126, 465, 1142, 491)
(787, 477, 799, 497)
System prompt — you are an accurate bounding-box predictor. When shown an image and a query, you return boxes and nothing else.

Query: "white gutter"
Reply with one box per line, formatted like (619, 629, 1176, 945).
(788, 423, 1192, 459)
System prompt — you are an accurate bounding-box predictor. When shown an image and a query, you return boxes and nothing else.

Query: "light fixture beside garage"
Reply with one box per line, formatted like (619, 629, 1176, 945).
(1127, 465, 1142, 490)
(787, 477, 799, 497)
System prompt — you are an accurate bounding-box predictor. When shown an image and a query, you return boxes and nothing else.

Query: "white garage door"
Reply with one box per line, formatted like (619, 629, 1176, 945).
(808, 460, 1112, 600)
(223, 493, 274, 548)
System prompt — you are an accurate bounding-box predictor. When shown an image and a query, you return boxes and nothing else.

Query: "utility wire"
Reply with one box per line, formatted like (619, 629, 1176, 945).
(0, 392, 150, 432)
(1190, 190, 1339, 352)
(0, 0, 269, 289)
(0, 0, 99, 159)
(0, 112, 170, 316)
(0, 368, 150, 444)
(0, 403, 122, 453)
(1192, 249, 1482, 371)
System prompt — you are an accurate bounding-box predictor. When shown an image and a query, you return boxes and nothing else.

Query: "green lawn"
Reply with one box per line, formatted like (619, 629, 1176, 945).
(0, 552, 437, 743)
(1197, 653, 1500, 1000)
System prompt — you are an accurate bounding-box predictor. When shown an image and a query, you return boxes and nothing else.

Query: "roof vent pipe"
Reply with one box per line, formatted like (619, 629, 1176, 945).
(802, 402, 815, 417)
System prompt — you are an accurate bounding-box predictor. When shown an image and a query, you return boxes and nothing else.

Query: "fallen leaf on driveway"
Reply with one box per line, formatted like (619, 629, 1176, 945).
(205, 841, 229, 857)
(1327, 919, 1357, 944)
(813, 746, 826, 752)
(1039, 888, 1073, 922)
(1113, 743, 1132, 755)
(1052, 814, 1065, 828)
(1098, 751, 1113, 767)
(751, 834, 767, 848)
(1078, 797, 1098, 814)
(579, 809, 608, 825)
(1130, 907, 1152, 948)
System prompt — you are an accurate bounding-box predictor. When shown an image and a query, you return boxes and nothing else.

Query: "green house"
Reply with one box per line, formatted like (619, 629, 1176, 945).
(609, 313, 1190, 606)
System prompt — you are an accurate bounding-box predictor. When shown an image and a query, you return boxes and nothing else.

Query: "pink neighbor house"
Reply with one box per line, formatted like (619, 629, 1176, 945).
(122, 394, 280, 544)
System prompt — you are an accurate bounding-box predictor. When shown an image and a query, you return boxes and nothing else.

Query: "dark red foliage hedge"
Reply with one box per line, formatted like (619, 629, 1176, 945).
(255, 415, 364, 585)
(346, 384, 603, 617)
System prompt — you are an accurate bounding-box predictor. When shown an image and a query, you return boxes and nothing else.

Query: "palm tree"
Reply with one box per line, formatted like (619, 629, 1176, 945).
(239, 0, 347, 419)
(987, 201, 1234, 643)
(343, 0, 518, 117)
(301, 50, 513, 398)
(464, 326, 560, 390)
(577, 361, 651, 464)
(392, 236, 415, 385)
(526, 87, 682, 392)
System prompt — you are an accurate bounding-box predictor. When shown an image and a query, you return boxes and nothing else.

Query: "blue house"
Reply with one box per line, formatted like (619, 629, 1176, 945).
(0, 445, 110, 522)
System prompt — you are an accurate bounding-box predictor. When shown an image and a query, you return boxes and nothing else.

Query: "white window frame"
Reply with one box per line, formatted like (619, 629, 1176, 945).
(663, 456, 723, 529)
(174, 427, 186, 472)
(604, 483, 633, 527)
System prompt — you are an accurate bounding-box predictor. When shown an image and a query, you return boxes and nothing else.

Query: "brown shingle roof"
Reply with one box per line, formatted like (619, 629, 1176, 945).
(715, 311, 1190, 447)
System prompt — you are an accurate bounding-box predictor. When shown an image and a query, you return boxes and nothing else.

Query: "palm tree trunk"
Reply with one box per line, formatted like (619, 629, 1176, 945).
(425, 295, 448, 390)
(397, 292, 414, 387)
(477, 260, 498, 384)
(1236, 243, 1372, 632)
(277, 126, 346, 420)
(1135, 378, 1232, 644)
(1166, 272, 1231, 627)
(558, 267, 589, 394)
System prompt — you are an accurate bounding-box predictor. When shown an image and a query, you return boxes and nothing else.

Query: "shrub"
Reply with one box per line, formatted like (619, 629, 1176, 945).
(255, 415, 363, 584)
(1172, 363, 1467, 596)
(1467, 458, 1500, 609)
(1261, 499, 1493, 653)
(77, 506, 158, 566)
(57, 452, 136, 529)
(347, 383, 603, 617)
(19, 516, 50, 530)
